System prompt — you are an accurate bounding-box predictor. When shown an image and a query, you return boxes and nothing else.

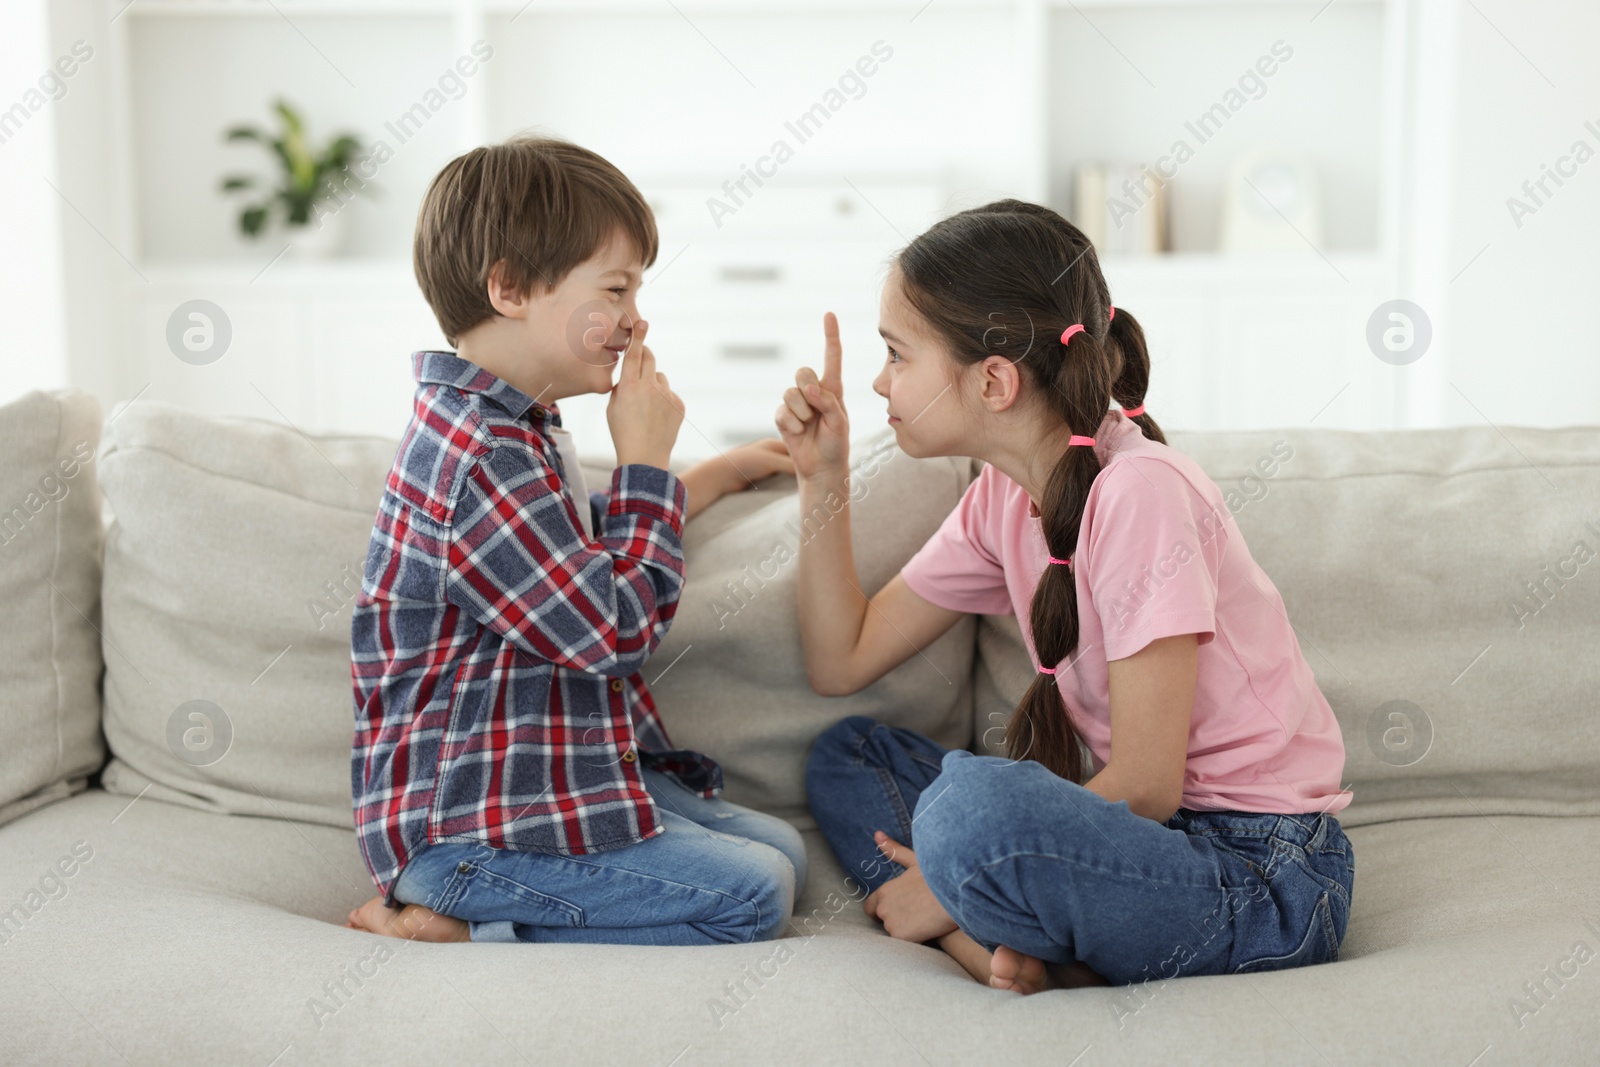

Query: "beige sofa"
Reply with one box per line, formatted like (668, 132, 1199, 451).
(3, 387, 1597, 1066)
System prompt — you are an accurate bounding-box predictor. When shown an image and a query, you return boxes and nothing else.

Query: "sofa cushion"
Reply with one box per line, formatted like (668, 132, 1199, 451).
(97, 402, 973, 829)
(585, 429, 978, 817)
(96, 401, 397, 829)
(2, 789, 1595, 1063)
(0, 389, 106, 827)
(970, 423, 1600, 828)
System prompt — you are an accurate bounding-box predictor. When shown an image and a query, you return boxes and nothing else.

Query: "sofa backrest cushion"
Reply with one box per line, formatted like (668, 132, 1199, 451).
(96, 402, 974, 828)
(0, 390, 107, 827)
(969, 423, 1600, 828)
(97, 402, 396, 829)
(587, 430, 978, 821)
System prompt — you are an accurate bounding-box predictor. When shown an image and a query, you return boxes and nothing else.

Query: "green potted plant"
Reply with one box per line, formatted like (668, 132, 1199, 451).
(219, 99, 370, 258)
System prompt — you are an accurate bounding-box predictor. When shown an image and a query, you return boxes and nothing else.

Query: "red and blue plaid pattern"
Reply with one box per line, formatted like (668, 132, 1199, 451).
(351, 350, 722, 904)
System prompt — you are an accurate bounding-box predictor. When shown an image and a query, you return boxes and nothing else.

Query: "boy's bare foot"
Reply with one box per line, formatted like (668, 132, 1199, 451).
(344, 896, 470, 943)
(989, 945, 1110, 994)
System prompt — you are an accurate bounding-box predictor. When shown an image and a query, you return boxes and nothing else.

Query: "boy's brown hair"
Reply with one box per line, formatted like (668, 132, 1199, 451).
(414, 135, 659, 345)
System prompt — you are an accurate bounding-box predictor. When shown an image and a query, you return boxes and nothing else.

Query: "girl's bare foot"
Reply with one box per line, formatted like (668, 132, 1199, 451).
(989, 945, 1110, 994)
(345, 896, 470, 943)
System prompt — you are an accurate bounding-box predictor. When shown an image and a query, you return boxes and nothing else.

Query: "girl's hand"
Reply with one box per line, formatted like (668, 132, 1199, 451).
(861, 831, 960, 943)
(774, 312, 850, 482)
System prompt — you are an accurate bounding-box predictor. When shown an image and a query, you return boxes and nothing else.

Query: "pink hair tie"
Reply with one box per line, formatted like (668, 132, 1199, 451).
(1108, 306, 1116, 322)
(1121, 403, 1145, 418)
(1046, 554, 1073, 566)
(1059, 324, 1085, 345)
(1068, 435, 1095, 447)
(1038, 665, 1056, 675)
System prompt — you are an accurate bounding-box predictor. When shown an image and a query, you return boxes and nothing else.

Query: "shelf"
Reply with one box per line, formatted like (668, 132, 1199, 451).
(133, 251, 1389, 293)
(121, 0, 1383, 14)
(122, 0, 468, 15)
(137, 257, 418, 287)
(1099, 250, 1388, 283)
(121, 0, 1019, 16)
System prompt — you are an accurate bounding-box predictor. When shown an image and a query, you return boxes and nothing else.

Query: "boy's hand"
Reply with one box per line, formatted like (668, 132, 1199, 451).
(678, 439, 795, 522)
(607, 320, 684, 470)
(774, 312, 850, 482)
(718, 438, 796, 491)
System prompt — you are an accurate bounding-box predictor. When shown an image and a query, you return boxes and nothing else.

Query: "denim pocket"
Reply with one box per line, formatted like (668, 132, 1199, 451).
(1232, 889, 1340, 973)
(461, 865, 586, 928)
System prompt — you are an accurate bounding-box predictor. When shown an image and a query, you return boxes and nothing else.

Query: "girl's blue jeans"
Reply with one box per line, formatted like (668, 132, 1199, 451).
(392, 766, 807, 946)
(805, 715, 1355, 985)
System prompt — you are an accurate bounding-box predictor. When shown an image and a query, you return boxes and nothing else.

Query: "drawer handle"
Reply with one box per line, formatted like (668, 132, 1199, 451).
(720, 344, 782, 361)
(719, 265, 782, 283)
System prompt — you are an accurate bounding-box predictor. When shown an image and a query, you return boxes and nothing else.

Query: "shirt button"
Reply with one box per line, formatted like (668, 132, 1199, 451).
(621, 750, 636, 762)
(609, 678, 624, 692)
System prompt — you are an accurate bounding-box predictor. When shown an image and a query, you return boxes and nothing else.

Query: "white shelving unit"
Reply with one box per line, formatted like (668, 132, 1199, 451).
(94, 0, 1420, 455)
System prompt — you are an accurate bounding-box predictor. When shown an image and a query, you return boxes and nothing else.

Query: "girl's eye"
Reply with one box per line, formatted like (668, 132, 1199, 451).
(886, 346, 902, 363)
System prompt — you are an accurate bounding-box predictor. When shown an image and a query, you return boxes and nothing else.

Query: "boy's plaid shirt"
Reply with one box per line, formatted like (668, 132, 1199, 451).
(351, 350, 722, 904)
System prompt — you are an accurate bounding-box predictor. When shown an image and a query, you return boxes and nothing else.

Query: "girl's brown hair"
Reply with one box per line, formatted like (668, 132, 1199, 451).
(893, 199, 1166, 783)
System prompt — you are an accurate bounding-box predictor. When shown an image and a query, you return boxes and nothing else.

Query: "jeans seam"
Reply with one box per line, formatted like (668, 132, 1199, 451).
(533, 849, 768, 942)
(878, 766, 916, 845)
(1232, 890, 1335, 974)
(950, 848, 1232, 897)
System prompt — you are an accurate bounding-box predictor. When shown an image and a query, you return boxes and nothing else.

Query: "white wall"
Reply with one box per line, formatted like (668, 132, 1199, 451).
(0, 0, 69, 406)
(1441, 0, 1600, 429)
(10, 0, 1599, 436)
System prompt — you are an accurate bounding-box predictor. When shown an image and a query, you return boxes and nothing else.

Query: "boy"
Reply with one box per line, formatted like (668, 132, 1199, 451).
(345, 136, 806, 946)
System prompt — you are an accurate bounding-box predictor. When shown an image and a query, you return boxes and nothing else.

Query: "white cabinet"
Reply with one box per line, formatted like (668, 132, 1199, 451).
(98, 0, 1415, 451)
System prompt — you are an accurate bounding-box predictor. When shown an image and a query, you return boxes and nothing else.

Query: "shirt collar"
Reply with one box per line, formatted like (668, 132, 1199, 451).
(412, 350, 562, 430)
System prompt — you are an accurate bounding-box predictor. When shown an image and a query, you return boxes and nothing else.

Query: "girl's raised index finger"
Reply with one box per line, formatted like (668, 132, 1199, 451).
(822, 312, 842, 392)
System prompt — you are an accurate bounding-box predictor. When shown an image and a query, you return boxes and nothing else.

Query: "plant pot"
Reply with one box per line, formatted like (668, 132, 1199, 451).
(285, 206, 352, 259)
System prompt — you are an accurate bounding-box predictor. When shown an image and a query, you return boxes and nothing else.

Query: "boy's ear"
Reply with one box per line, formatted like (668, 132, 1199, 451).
(484, 258, 533, 319)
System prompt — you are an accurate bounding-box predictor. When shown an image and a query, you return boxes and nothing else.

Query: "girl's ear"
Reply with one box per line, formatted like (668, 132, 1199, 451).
(976, 354, 1024, 413)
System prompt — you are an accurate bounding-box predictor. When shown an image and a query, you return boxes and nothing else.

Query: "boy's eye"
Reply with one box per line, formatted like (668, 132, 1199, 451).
(609, 287, 629, 296)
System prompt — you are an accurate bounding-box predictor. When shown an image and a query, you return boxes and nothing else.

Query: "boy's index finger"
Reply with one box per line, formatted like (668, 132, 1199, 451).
(624, 320, 650, 379)
(822, 312, 842, 393)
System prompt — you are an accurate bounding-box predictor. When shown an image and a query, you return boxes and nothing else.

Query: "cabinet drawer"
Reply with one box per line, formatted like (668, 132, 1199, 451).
(643, 241, 899, 315)
(640, 181, 945, 242)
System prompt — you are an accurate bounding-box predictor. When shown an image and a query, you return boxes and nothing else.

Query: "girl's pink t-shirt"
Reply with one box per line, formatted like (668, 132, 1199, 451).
(900, 409, 1350, 816)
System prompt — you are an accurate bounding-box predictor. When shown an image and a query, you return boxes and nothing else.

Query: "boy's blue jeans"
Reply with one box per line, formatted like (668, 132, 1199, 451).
(805, 716, 1355, 986)
(393, 767, 807, 946)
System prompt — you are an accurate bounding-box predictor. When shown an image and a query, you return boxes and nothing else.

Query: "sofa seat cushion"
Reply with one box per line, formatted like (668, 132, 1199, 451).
(2, 792, 1595, 1064)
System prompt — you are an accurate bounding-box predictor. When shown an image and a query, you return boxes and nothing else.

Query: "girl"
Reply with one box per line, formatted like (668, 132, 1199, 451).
(773, 200, 1354, 995)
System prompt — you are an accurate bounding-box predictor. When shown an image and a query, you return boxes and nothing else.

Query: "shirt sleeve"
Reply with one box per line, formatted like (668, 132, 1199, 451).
(444, 440, 688, 677)
(899, 465, 1014, 615)
(1085, 457, 1221, 661)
